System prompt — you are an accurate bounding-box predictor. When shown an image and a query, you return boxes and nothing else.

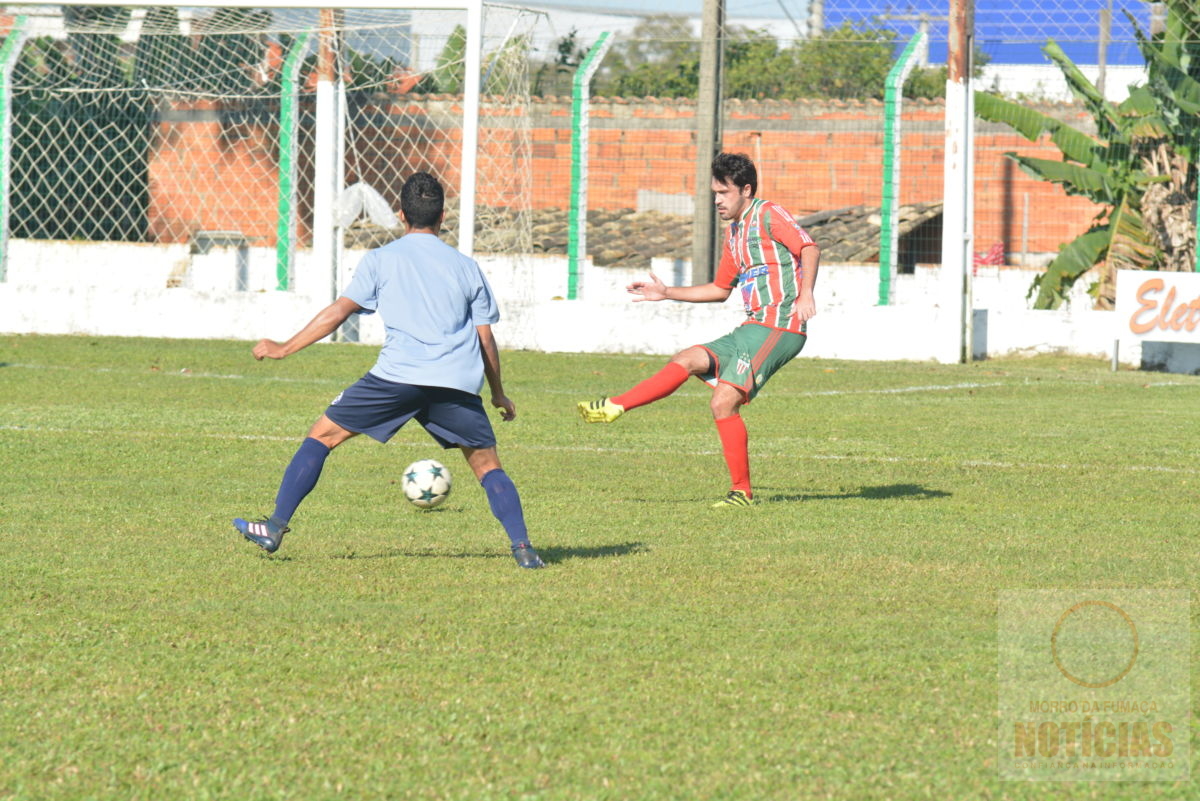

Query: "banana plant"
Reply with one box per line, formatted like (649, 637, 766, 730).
(976, 45, 1162, 308)
(1125, 0, 1200, 275)
(974, 0, 1200, 309)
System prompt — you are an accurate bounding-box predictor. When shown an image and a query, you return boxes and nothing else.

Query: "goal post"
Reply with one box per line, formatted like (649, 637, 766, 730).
(0, 0, 537, 292)
(0, 13, 26, 282)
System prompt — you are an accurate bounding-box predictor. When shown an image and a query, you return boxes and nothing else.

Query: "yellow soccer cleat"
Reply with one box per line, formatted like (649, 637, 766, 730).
(577, 397, 625, 423)
(711, 489, 754, 509)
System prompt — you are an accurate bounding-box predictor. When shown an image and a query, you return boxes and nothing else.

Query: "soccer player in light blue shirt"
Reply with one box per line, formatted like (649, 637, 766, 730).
(343, 230, 498, 394)
(232, 172, 544, 569)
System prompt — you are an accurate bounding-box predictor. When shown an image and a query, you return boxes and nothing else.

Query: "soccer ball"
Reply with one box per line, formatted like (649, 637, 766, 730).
(402, 458, 452, 509)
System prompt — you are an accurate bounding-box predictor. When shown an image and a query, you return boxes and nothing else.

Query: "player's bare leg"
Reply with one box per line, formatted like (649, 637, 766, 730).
(461, 446, 544, 569)
(305, 413, 360, 449)
(578, 346, 710, 422)
(460, 445, 503, 479)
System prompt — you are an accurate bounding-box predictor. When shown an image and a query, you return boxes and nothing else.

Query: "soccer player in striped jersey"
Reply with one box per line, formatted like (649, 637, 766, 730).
(578, 152, 820, 508)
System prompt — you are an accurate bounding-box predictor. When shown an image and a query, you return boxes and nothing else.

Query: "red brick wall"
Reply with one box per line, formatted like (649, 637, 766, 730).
(515, 97, 1101, 257)
(146, 95, 1104, 258)
(148, 99, 298, 246)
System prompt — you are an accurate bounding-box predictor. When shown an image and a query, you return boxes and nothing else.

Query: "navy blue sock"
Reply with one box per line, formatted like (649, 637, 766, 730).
(480, 469, 529, 547)
(270, 437, 331, 527)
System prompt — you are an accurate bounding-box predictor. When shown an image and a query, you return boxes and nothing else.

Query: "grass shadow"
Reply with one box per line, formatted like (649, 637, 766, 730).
(538, 541, 649, 564)
(760, 483, 951, 504)
(332, 541, 648, 565)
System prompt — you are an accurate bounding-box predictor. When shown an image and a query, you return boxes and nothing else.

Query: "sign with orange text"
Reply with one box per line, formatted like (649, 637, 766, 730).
(1115, 270, 1200, 343)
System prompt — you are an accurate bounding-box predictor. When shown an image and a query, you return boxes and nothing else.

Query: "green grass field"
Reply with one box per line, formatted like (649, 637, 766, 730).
(1, 333, 1196, 800)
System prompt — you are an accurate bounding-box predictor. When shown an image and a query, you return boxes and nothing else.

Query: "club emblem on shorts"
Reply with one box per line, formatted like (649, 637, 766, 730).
(330, 391, 344, 405)
(756, 373, 764, 383)
(736, 357, 750, 375)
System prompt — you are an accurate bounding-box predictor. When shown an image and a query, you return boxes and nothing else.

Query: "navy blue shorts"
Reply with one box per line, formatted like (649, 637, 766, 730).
(324, 373, 497, 449)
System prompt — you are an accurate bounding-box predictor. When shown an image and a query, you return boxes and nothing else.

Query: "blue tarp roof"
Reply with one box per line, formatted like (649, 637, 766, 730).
(824, 1, 1158, 65)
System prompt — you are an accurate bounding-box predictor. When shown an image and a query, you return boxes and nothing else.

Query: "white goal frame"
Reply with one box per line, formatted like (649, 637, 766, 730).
(10, 0, 490, 270)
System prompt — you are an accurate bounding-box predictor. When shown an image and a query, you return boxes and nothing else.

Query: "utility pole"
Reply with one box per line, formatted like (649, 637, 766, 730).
(691, 0, 724, 284)
(807, 0, 823, 38)
(940, 0, 974, 363)
(1097, 0, 1112, 98)
(1150, 2, 1167, 35)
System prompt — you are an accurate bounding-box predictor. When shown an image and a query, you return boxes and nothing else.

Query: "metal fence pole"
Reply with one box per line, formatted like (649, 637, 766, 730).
(566, 31, 613, 300)
(274, 32, 310, 291)
(879, 31, 926, 306)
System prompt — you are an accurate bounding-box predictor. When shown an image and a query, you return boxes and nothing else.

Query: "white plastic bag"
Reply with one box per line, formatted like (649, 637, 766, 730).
(335, 182, 399, 229)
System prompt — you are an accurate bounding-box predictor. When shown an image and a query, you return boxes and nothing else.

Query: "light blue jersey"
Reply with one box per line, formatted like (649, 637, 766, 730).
(341, 233, 499, 395)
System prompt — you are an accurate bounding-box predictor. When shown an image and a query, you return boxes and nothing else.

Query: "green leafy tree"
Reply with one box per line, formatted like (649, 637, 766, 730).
(531, 28, 584, 97)
(903, 45, 991, 99)
(586, 15, 991, 101)
(484, 33, 531, 95)
(592, 19, 797, 99)
(431, 24, 467, 94)
(593, 15, 698, 98)
(1127, 0, 1200, 276)
(975, 0, 1200, 308)
(724, 28, 797, 99)
(788, 21, 894, 100)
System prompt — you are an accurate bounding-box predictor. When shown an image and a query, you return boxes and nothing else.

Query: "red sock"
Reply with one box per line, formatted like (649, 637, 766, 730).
(612, 362, 690, 411)
(714, 414, 751, 496)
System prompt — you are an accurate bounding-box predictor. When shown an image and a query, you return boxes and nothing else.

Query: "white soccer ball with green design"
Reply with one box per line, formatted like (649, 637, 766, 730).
(402, 458, 452, 509)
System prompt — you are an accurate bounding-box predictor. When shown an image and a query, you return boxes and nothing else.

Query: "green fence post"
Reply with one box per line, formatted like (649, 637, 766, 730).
(275, 32, 311, 291)
(567, 31, 613, 300)
(879, 31, 926, 305)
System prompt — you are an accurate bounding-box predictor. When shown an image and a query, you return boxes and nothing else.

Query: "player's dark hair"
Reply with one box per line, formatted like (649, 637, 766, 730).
(711, 152, 757, 197)
(400, 171, 444, 229)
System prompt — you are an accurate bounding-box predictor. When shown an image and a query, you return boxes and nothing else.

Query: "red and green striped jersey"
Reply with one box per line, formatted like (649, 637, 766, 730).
(714, 198, 817, 333)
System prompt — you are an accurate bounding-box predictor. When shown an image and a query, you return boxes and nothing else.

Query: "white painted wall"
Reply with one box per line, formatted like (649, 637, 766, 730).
(979, 64, 1147, 103)
(0, 239, 1164, 368)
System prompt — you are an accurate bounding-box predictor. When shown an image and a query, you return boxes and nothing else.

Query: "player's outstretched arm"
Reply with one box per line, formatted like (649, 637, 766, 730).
(627, 272, 732, 303)
(252, 296, 362, 361)
(477, 324, 515, 422)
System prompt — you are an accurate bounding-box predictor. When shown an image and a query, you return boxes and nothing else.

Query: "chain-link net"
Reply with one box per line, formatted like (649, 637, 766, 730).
(4, 2, 1196, 307)
(5, 5, 537, 260)
(524, 22, 949, 274)
(530, 2, 1189, 298)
